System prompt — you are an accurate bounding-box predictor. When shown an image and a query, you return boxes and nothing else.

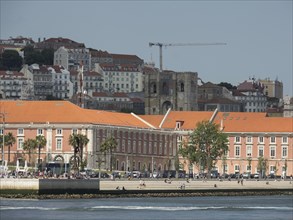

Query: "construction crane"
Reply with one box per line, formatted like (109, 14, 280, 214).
(149, 42, 227, 71)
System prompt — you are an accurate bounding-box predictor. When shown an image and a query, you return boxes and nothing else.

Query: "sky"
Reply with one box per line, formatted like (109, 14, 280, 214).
(1, 0, 292, 96)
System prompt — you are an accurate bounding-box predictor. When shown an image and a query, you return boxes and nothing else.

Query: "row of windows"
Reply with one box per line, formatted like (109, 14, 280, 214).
(14, 128, 63, 136)
(245, 108, 266, 112)
(225, 164, 287, 174)
(99, 129, 174, 142)
(0, 80, 26, 85)
(237, 96, 267, 101)
(105, 77, 139, 82)
(104, 83, 139, 89)
(234, 136, 288, 144)
(17, 137, 63, 151)
(54, 75, 68, 79)
(104, 72, 139, 76)
(97, 138, 173, 156)
(234, 145, 288, 158)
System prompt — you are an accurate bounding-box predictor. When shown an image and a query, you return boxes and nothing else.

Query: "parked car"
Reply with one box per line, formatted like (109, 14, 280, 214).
(266, 173, 275, 179)
(242, 172, 251, 179)
(112, 171, 121, 179)
(251, 173, 260, 179)
(211, 171, 219, 178)
(221, 173, 230, 179)
(132, 171, 141, 178)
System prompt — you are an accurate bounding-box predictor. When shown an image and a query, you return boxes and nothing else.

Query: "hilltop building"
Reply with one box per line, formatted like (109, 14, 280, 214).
(259, 78, 283, 99)
(0, 71, 29, 99)
(53, 46, 91, 71)
(283, 96, 293, 118)
(144, 66, 198, 115)
(95, 63, 144, 93)
(198, 82, 241, 112)
(34, 37, 85, 51)
(20, 64, 74, 100)
(90, 49, 113, 69)
(233, 79, 267, 112)
(70, 69, 103, 95)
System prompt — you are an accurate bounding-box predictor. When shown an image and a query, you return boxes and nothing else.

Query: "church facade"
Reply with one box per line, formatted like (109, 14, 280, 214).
(144, 67, 198, 115)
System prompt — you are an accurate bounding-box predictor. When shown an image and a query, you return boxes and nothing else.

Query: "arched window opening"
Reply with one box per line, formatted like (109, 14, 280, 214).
(180, 82, 184, 92)
(162, 82, 168, 95)
(151, 83, 157, 93)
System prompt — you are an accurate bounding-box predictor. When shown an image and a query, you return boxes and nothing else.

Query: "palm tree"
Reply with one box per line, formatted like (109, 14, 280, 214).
(35, 135, 47, 170)
(68, 133, 89, 172)
(100, 136, 117, 172)
(5, 132, 16, 164)
(0, 135, 4, 162)
(23, 138, 37, 165)
(77, 134, 89, 170)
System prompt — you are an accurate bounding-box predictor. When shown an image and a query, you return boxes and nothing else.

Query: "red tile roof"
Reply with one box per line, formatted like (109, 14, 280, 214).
(1, 101, 292, 133)
(0, 100, 151, 129)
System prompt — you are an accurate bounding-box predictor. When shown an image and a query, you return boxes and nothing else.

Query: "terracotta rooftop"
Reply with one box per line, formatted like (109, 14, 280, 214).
(0, 71, 24, 77)
(0, 101, 292, 133)
(0, 101, 151, 129)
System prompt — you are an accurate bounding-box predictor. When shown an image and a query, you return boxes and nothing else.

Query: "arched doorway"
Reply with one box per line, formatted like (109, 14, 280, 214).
(162, 101, 172, 114)
(54, 155, 64, 162)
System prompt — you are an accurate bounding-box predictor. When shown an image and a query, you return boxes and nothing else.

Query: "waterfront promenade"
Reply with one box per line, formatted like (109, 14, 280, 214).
(100, 178, 293, 191)
(0, 177, 292, 198)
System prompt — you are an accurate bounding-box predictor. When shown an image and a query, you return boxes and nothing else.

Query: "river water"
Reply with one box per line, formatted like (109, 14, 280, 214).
(1, 195, 292, 220)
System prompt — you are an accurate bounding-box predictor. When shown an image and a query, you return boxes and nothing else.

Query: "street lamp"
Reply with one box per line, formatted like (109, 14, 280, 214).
(83, 90, 87, 108)
(0, 112, 5, 166)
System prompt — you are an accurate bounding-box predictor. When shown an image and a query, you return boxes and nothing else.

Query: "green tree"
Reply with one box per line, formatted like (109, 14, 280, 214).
(221, 154, 227, 176)
(4, 132, 16, 164)
(257, 156, 268, 178)
(23, 46, 54, 65)
(35, 135, 47, 170)
(217, 82, 237, 91)
(174, 153, 181, 178)
(100, 136, 117, 172)
(0, 50, 23, 70)
(68, 133, 89, 172)
(41, 48, 54, 65)
(179, 120, 229, 178)
(23, 138, 37, 165)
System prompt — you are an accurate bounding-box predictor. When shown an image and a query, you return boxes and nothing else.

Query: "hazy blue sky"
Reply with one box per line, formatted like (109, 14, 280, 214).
(1, 0, 292, 96)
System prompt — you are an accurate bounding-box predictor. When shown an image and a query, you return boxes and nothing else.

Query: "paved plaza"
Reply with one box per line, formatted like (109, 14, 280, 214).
(100, 179, 293, 191)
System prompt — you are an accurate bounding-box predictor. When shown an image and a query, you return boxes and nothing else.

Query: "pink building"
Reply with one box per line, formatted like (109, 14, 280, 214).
(0, 100, 292, 177)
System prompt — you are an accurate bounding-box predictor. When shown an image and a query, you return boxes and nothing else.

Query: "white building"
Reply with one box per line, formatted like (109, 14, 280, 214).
(233, 79, 267, 112)
(0, 71, 29, 99)
(54, 46, 91, 71)
(283, 96, 293, 117)
(51, 66, 74, 99)
(95, 63, 144, 93)
(20, 64, 73, 100)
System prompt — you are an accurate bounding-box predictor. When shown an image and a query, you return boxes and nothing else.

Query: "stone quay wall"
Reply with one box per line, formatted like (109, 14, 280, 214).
(0, 178, 100, 195)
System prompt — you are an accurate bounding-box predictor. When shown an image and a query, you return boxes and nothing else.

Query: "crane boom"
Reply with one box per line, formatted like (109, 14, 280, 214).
(149, 42, 227, 71)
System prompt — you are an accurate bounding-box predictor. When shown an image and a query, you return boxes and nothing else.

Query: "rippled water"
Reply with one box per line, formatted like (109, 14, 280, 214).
(1, 195, 292, 220)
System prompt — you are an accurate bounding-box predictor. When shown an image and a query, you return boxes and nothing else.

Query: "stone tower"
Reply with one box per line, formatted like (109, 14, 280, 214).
(144, 67, 198, 115)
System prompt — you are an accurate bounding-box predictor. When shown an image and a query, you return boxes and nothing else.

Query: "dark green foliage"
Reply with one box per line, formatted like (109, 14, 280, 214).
(100, 136, 117, 172)
(0, 50, 23, 70)
(217, 82, 237, 90)
(179, 120, 229, 177)
(23, 46, 53, 65)
(68, 133, 89, 172)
